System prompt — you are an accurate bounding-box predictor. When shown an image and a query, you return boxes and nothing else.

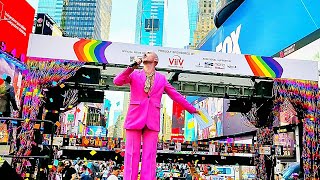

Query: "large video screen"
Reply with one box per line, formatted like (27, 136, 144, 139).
(0, 57, 23, 113)
(273, 132, 295, 158)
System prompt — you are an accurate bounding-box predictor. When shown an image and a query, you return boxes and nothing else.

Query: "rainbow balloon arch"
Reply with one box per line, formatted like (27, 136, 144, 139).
(1, 34, 319, 178)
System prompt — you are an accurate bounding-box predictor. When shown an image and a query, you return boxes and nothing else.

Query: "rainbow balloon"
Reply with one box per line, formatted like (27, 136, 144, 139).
(73, 39, 112, 63)
(245, 55, 283, 78)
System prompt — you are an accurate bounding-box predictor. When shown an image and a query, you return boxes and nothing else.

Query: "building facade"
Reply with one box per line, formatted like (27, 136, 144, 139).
(187, 0, 199, 49)
(37, 0, 64, 26)
(61, 0, 112, 40)
(135, 0, 165, 46)
(192, 0, 217, 48)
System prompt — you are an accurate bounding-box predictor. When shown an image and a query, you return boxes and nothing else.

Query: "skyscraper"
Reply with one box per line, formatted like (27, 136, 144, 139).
(135, 0, 165, 46)
(37, 0, 64, 26)
(187, 0, 199, 49)
(193, 0, 217, 48)
(61, 0, 112, 40)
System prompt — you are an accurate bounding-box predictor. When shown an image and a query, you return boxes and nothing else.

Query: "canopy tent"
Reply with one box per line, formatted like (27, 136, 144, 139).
(24, 34, 319, 178)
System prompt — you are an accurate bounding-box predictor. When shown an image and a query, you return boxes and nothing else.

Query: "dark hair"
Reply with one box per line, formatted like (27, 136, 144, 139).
(5, 76, 11, 83)
(113, 166, 120, 171)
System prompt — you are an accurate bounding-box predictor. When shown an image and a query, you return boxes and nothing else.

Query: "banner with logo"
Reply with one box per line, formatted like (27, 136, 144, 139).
(0, 0, 35, 61)
(27, 34, 318, 81)
(198, 0, 320, 56)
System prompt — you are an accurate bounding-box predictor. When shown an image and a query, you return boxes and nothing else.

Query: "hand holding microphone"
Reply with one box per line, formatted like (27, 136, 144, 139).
(129, 57, 142, 69)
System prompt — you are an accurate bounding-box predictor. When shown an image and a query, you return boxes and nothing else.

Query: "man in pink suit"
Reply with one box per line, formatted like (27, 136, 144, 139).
(113, 51, 198, 180)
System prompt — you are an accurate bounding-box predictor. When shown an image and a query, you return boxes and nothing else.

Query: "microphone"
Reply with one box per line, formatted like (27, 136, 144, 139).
(129, 61, 138, 67)
(129, 57, 142, 67)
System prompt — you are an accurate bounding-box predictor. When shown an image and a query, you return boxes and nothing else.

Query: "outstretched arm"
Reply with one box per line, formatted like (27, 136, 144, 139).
(113, 67, 134, 86)
(164, 79, 197, 114)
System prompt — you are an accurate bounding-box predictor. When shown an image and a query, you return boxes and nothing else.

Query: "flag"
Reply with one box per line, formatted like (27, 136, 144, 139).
(193, 108, 213, 130)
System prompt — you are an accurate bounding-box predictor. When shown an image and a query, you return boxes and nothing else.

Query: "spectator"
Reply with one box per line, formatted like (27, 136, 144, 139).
(101, 167, 109, 180)
(55, 162, 65, 180)
(62, 160, 77, 180)
(90, 161, 100, 179)
(4, 76, 18, 116)
(107, 166, 120, 180)
(0, 76, 18, 117)
(80, 165, 93, 180)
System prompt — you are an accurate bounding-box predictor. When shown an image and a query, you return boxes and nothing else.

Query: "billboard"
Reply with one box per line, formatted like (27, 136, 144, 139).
(186, 96, 224, 140)
(0, 57, 23, 110)
(198, 0, 320, 56)
(171, 101, 185, 140)
(273, 132, 295, 158)
(222, 99, 257, 136)
(0, 0, 35, 61)
(145, 18, 159, 32)
(35, 13, 54, 35)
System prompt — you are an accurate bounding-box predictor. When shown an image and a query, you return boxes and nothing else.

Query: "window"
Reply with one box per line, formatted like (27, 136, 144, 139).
(204, 4, 206, 7)
(209, 9, 211, 13)
(209, 3, 211, 7)
(204, 9, 206, 13)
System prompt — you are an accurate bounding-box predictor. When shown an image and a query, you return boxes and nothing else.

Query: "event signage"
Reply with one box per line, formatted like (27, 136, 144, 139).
(0, 0, 35, 61)
(27, 34, 319, 81)
(198, 0, 320, 56)
(35, 13, 54, 36)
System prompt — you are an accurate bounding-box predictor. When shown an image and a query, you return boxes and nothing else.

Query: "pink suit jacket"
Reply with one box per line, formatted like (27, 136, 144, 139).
(113, 67, 197, 132)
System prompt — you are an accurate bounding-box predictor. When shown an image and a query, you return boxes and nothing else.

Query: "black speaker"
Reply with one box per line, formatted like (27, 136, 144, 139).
(227, 99, 252, 113)
(67, 67, 101, 85)
(63, 138, 69, 146)
(254, 81, 273, 97)
(78, 89, 104, 103)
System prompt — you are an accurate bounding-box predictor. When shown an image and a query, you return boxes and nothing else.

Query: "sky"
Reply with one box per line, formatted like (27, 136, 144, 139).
(26, 0, 190, 48)
(108, 0, 138, 44)
(26, 0, 39, 11)
(109, 0, 190, 48)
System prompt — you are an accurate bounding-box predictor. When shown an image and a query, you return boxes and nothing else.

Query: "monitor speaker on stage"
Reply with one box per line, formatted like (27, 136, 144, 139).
(227, 99, 252, 113)
(67, 67, 101, 85)
(254, 81, 273, 98)
(78, 89, 104, 103)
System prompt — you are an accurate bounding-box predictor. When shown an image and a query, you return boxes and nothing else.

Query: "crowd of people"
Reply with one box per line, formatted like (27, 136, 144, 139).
(156, 162, 222, 180)
(47, 159, 123, 180)
(44, 160, 216, 180)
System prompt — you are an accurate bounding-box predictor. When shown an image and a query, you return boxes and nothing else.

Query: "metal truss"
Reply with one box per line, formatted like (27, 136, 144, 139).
(67, 74, 255, 99)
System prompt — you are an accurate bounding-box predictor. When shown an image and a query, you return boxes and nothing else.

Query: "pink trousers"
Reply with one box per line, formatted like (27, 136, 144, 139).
(124, 128, 158, 180)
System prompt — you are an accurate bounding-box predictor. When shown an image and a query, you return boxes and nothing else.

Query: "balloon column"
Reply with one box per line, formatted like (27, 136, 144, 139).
(13, 58, 84, 177)
(273, 79, 319, 179)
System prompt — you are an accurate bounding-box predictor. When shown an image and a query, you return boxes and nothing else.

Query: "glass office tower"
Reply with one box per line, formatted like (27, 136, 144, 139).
(187, 0, 199, 48)
(61, 0, 112, 40)
(135, 0, 165, 46)
(37, 0, 64, 26)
